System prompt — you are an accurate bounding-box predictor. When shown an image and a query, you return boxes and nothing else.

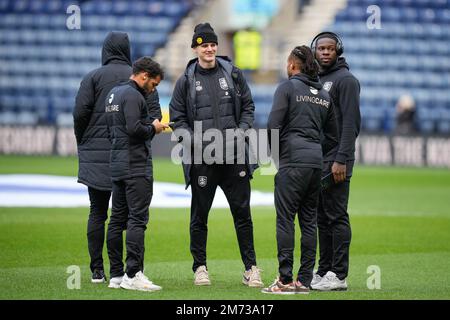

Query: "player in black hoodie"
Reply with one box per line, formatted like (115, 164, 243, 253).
(169, 23, 263, 288)
(73, 32, 162, 284)
(105, 57, 168, 291)
(73, 31, 132, 284)
(262, 46, 338, 295)
(310, 32, 361, 291)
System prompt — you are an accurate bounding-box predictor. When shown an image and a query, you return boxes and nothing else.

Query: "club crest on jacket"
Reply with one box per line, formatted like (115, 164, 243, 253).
(219, 78, 229, 90)
(198, 176, 207, 187)
(323, 81, 333, 92)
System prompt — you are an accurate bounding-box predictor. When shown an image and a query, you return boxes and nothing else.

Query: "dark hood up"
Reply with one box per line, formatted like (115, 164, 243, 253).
(102, 31, 132, 66)
(74, 31, 134, 191)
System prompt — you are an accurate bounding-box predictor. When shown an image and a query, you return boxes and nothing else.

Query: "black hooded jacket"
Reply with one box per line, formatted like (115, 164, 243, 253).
(318, 57, 361, 163)
(268, 73, 339, 169)
(105, 80, 156, 181)
(73, 31, 161, 191)
(169, 56, 257, 188)
(73, 31, 132, 191)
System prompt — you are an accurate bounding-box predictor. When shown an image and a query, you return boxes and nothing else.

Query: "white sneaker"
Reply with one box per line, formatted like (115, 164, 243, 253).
(119, 271, 162, 292)
(311, 271, 347, 291)
(194, 266, 211, 286)
(243, 266, 264, 287)
(108, 276, 123, 289)
(310, 272, 323, 287)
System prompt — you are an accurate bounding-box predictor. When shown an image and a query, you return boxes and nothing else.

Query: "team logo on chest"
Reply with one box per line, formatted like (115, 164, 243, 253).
(195, 80, 203, 91)
(323, 81, 333, 92)
(198, 176, 207, 187)
(219, 77, 229, 90)
(309, 87, 318, 95)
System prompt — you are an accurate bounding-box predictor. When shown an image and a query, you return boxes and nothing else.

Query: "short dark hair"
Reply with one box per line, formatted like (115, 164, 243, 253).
(132, 56, 164, 80)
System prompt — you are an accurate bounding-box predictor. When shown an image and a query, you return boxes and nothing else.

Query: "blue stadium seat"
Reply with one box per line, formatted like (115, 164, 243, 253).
(0, 0, 9, 12)
(436, 108, 450, 134)
(56, 113, 74, 127)
(326, 0, 450, 134)
(425, 24, 447, 39)
(16, 111, 39, 125)
(12, 0, 29, 12)
(416, 107, 435, 133)
(0, 112, 18, 125)
(112, 0, 130, 15)
(436, 9, 450, 23)
(402, 7, 419, 21)
(361, 106, 384, 132)
(5, 0, 447, 129)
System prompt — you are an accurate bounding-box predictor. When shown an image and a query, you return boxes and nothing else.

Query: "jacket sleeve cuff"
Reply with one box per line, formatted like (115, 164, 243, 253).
(149, 123, 156, 138)
(335, 153, 347, 164)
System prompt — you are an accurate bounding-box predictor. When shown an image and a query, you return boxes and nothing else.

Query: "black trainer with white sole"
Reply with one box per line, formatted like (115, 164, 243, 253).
(91, 269, 106, 283)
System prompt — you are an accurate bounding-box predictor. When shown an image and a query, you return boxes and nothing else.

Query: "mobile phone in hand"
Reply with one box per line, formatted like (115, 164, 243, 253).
(321, 172, 335, 190)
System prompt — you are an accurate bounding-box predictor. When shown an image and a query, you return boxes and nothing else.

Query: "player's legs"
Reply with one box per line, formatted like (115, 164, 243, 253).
(107, 180, 128, 278)
(124, 177, 152, 278)
(220, 164, 256, 270)
(328, 180, 351, 280)
(316, 162, 334, 277)
(274, 167, 305, 284)
(87, 187, 111, 273)
(189, 164, 218, 272)
(297, 168, 321, 287)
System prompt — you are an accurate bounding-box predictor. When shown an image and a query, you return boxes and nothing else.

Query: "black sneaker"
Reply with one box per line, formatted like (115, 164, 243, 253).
(91, 269, 106, 283)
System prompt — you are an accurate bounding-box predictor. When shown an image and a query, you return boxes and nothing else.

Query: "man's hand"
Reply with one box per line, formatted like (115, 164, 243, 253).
(152, 119, 170, 134)
(332, 162, 346, 183)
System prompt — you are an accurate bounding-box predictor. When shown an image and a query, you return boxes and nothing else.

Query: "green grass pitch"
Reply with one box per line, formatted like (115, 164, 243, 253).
(0, 155, 449, 300)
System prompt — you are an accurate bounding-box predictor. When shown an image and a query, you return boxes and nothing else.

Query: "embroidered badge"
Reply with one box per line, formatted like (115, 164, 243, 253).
(219, 77, 229, 90)
(198, 176, 207, 187)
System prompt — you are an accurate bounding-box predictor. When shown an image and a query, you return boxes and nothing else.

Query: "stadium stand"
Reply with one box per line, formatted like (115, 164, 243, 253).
(0, 0, 449, 135)
(0, 0, 193, 124)
(251, 0, 450, 134)
(332, 0, 450, 134)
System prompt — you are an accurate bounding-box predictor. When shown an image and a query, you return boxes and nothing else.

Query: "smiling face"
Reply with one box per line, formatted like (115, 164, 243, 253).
(315, 37, 338, 69)
(193, 42, 217, 68)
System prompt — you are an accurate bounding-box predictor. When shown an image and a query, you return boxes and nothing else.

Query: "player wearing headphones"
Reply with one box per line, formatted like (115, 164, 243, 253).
(309, 32, 361, 291)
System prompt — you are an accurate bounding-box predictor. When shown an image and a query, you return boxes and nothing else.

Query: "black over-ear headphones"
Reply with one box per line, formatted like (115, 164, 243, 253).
(310, 31, 344, 56)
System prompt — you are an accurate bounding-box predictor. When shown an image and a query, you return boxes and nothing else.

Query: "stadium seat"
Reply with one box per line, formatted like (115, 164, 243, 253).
(16, 111, 39, 125)
(56, 113, 74, 127)
(0, 0, 194, 124)
(0, 111, 19, 124)
(330, 0, 450, 133)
